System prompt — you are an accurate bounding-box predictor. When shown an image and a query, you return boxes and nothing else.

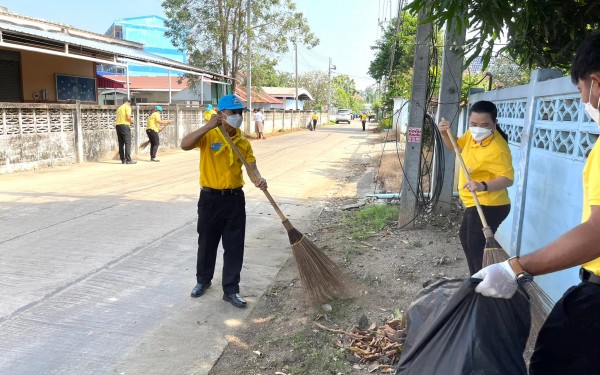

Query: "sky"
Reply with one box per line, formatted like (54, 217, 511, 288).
(0, 0, 392, 90)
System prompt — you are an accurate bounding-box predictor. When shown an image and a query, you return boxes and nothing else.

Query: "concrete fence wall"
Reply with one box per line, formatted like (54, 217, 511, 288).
(0, 102, 325, 174)
(468, 69, 598, 302)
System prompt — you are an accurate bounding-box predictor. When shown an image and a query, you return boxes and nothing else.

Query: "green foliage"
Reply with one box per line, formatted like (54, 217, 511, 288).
(244, 58, 294, 87)
(368, 11, 419, 82)
(296, 70, 329, 110)
(487, 53, 531, 89)
(332, 74, 364, 111)
(162, 0, 319, 89)
(346, 204, 399, 240)
(405, 0, 600, 70)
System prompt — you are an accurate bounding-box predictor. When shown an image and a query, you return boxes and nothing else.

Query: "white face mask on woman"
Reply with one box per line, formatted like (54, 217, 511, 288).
(584, 80, 600, 125)
(470, 127, 494, 143)
(224, 114, 243, 129)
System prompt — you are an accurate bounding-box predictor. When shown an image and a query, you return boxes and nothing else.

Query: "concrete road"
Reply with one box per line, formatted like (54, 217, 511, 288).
(0, 120, 379, 375)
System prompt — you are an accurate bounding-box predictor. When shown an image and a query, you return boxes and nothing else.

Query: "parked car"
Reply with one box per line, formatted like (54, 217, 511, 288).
(335, 109, 352, 124)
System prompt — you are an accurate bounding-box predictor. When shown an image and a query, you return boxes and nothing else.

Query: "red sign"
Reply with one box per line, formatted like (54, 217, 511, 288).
(407, 128, 422, 143)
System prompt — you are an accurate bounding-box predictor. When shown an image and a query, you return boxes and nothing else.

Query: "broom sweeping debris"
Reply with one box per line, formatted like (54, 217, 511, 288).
(217, 124, 355, 304)
(446, 129, 553, 332)
(139, 122, 172, 150)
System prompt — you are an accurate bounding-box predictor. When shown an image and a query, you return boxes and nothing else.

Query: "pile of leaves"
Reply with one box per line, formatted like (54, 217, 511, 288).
(314, 317, 406, 373)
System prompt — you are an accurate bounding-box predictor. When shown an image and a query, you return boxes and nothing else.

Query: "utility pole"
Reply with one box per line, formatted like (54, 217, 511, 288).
(245, 0, 252, 133)
(328, 58, 336, 115)
(434, 17, 466, 213)
(397, 2, 432, 227)
(295, 42, 299, 110)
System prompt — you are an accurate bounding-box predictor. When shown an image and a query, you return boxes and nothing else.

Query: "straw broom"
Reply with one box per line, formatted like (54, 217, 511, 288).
(139, 122, 172, 150)
(447, 129, 553, 332)
(217, 124, 355, 304)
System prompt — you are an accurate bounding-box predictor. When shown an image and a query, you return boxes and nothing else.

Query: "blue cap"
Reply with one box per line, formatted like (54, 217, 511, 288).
(218, 94, 247, 111)
(155, 105, 163, 111)
(205, 104, 213, 111)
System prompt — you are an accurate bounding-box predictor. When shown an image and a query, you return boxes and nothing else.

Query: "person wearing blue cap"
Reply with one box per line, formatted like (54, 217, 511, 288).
(203, 103, 217, 125)
(146, 105, 173, 162)
(181, 94, 268, 308)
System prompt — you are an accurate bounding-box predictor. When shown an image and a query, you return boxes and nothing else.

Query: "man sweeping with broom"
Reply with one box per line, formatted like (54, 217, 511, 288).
(181, 94, 267, 308)
(473, 31, 600, 374)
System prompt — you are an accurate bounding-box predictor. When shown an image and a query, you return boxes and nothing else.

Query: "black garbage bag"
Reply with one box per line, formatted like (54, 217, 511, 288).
(396, 278, 531, 375)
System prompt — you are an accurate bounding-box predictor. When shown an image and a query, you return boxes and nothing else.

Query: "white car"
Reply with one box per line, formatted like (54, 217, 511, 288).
(335, 109, 352, 124)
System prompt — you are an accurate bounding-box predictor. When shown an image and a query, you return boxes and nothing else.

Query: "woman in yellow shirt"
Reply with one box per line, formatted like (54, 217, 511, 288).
(438, 100, 514, 274)
(146, 106, 172, 162)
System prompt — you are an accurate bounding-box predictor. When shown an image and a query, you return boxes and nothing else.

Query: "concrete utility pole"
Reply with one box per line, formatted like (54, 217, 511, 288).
(328, 58, 336, 114)
(295, 42, 299, 110)
(245, 0, 252, 134)
(398, 3, 432, 227)
(434, 18, 466, 213)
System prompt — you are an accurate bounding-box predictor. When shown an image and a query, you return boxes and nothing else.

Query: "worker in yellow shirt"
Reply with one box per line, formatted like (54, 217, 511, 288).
(360, 112, 367, 131)
(203, 104, 217, 125)
(311, 111, 318, 131)
(115, 98, 136, 164)
(438, 101, 514, 274)
(145, 105, 173, 162)
(181, 94, 267, 308)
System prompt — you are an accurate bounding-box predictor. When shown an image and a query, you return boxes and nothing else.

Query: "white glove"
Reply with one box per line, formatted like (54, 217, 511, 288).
(472, 261, 518, 299)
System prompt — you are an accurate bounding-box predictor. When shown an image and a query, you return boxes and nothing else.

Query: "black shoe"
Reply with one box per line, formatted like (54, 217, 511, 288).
(190, 283, 211, 298)
(121, 161, 125, 164)
(151, 158, 160, 162)
(223, 293, 247, 308)
(126, 160, 137, 164)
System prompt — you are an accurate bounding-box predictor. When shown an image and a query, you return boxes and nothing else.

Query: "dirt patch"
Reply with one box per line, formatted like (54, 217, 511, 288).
(209, 151, 468, 375)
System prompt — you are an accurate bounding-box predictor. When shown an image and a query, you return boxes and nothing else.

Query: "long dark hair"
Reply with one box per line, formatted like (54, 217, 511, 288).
(469, 100, 508, 142)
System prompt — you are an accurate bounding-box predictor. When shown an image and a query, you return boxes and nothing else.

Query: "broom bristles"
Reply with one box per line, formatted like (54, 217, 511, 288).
(287, 228, 355, 304)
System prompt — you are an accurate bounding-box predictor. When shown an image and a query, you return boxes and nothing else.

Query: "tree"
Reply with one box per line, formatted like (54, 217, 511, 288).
(162, 0, 319, 89)
(296, 70, 328, 110)
(406, 0, 600, 70)
(368, 11, 418, 82)
(246, 58, 294, 87)
(487, 54, 531, 89)
(332, 74, 363, 111)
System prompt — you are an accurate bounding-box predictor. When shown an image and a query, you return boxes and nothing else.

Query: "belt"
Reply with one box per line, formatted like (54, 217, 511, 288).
(201, 186, 242, 196)
(580, 268, 600, 284)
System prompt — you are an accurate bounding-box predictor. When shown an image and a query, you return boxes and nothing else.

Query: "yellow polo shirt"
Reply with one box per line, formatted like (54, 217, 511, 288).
(147, 112, 161, 132)
(116, 104, 131, 125)
(457, 129, 514, 207)
(361, 114, 367, 121)
(204, 109, 217, 123)
(196, 128, 255, 189)
(581, 142, 600, 275)
(312, 113, 318, 120)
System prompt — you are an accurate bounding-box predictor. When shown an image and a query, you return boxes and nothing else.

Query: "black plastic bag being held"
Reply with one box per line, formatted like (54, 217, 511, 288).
(396, 278, 531, 375)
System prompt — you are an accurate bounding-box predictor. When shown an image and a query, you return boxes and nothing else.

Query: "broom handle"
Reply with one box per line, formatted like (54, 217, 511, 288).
(217, 124, 288, 223)
(446, 130, 494, 236)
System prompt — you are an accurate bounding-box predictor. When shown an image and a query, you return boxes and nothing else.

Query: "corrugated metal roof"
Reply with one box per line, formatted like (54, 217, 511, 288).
(0, 20, 228, 79)
(101, 75, 189, 90)
(262, 86, 314, 100)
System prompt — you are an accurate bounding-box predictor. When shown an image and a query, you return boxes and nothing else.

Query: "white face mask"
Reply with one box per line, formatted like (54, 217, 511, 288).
(470, 127, 493, 143)
(584, 80, 600, 125)
(224, 114, 243, 129)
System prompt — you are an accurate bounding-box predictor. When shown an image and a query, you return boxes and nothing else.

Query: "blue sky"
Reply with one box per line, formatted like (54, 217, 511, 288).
(1, 0, 391, 89)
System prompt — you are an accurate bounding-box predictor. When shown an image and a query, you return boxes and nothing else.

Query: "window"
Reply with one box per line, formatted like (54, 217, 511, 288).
(0, 49, 22, 102)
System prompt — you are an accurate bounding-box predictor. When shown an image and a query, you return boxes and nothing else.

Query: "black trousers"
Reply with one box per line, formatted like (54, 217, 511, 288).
(146, 129, 160, 159)
(312, 119, 317, 130)
(459, 204, 510, 274)
(196, 189, 246, 294)
(115, 124, 132, 162)
(530, 280, 600, 374)
(362, 121, 366, 131)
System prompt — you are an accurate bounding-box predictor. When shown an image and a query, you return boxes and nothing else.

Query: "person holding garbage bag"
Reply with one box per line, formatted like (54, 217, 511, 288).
(473, 31, 600, 374)
(438, 101, 514, 274)
(181, 94, 267, 308)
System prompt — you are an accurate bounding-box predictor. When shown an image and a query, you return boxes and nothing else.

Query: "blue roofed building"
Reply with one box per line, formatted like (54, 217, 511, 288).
(98, 15, 186, 76)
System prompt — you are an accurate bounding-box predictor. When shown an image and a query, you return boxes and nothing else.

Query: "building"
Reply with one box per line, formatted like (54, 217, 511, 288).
(261, 87, 314, 110)
(98, 75, 190, 105)
(0, 7, 230, 104)
(99, 15, 186, 76)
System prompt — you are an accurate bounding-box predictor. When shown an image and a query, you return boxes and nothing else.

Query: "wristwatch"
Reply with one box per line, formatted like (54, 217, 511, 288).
(508, 256, 534, 285)
(481, 181, 488, 191)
